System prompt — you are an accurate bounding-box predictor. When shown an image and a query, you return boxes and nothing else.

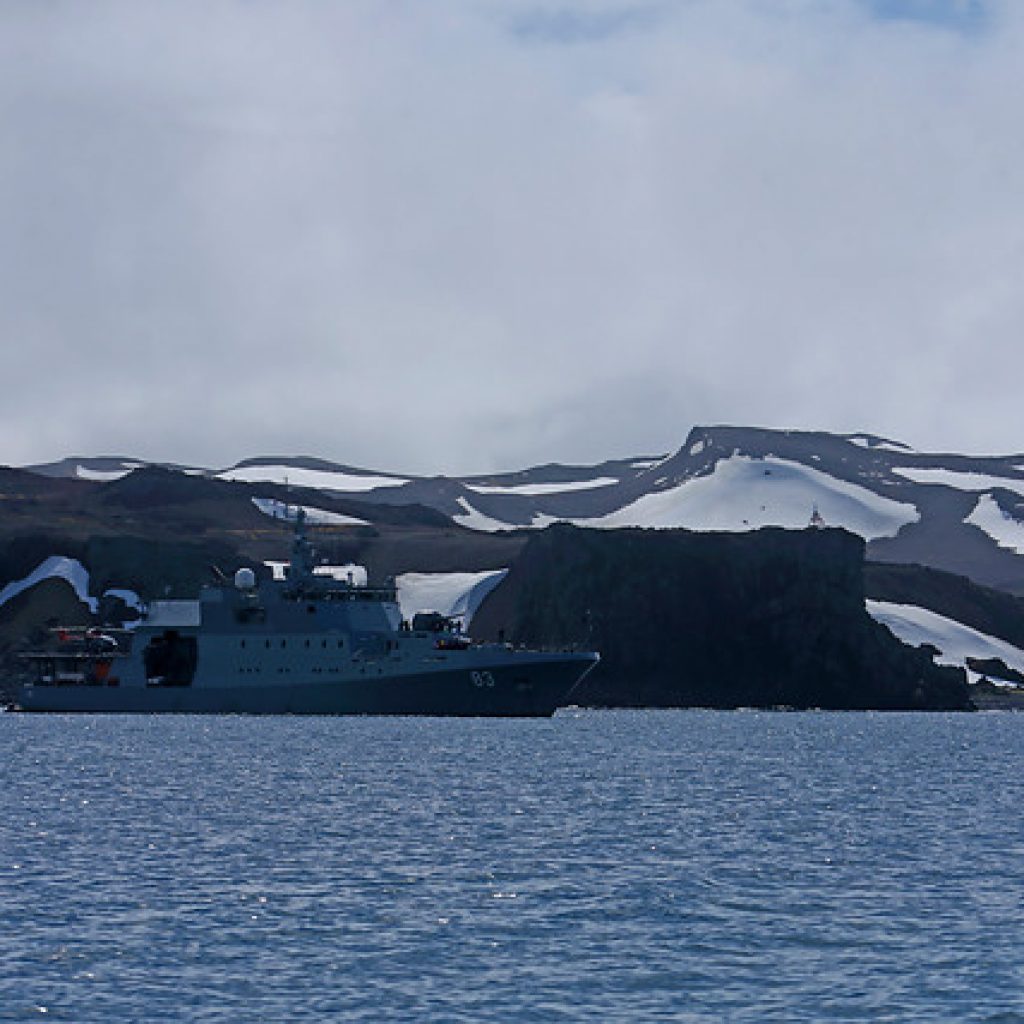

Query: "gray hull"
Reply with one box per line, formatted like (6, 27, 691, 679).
(15, 655, 594, 717)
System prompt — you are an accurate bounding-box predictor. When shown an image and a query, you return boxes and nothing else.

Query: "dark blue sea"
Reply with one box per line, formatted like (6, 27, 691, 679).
(2, 711, 1023, 1023)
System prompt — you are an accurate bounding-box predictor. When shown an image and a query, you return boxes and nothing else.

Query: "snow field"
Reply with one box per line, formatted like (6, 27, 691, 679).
(964, 494, 1024, 555)
(220, 464, 409, 492)
(75, 464, 140, 482)
(396, 569, 508, 626)
(451, 497, 516, 532)
(0, 557, 143, 617)
(585, 456, 919, 540)
(464, 478, 618, 496)
(867, 600, 1024, 683)
(892, 466, 1024, 497)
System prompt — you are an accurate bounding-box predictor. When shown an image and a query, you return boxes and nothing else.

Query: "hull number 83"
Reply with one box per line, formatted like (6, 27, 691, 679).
(471, 670, 496, 688)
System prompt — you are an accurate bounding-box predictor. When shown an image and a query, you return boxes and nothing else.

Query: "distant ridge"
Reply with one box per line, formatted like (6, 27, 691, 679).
(19, 424, 1024, 594)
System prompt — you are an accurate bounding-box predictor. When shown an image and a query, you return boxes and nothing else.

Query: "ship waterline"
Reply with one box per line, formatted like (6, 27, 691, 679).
(18, 653, 597, 716)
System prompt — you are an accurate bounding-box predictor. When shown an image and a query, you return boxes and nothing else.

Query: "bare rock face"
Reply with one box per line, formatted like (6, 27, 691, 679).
(472, 524, 970, 710)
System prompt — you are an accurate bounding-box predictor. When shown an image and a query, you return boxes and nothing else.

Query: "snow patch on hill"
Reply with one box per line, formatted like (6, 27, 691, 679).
(892, 467, 1024, 497)
(0, 557, 98, 612)
(221, 464, 409, 492)
(452, 497, 515, 532)
(396, 569, 508, 625)
(583, 456, 918, 540)
(75, 463, 140, 482)
(251, 497, 369, 527)
(465, 477, 618, 496)
(867, 600, 1024, 680)
(964, 495, 1024, 555)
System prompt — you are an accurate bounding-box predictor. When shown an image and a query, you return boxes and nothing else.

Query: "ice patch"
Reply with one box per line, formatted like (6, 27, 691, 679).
(452, 497, 515, 532)
(251, 497, 369, 527)
(0, 556, 97, 612)
(892, 466, 1024, 497)
(396, 569, 508, 625)
(584, 456, 918, 540)
(964, 494, 1024, 555)
(867, 600, 1024, 678)
(688, 440, 706, 456)
(221, 464, 409, 492)
(465, 477, 618, 496)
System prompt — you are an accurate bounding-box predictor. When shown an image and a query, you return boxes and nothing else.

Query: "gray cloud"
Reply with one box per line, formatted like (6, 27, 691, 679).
(2, 1, 1024, 473)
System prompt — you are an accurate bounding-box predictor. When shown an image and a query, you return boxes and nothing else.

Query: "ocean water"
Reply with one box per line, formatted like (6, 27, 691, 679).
(1, 711, 1023, 1023)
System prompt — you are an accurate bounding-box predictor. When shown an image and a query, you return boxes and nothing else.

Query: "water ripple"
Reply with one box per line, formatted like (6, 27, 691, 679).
(1, 711, 1023, 1022)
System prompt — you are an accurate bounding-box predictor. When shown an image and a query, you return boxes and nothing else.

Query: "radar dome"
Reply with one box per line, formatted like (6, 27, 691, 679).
(234, 567, 256, 590)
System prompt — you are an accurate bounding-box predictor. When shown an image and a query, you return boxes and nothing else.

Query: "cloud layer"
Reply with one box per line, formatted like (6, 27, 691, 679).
(2, 1, 1023, 471)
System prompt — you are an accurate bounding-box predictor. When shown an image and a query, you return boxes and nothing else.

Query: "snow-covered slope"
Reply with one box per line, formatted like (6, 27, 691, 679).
(965, 495, 1024, 556)
(451, 497, 517, 533)
(586, 455, 917, 540)
(0, 556, 141, 617)
(465, 478, 618, 496)
(892, 466, 1024, 497)
(221, 464, 409, 492)
(868, 600, 1024, 682)
(396, 570, 508, 625)
(0, 557, 97, 612)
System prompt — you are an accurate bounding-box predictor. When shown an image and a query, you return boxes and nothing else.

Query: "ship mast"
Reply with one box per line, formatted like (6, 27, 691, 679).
(287, 507, 316, 587)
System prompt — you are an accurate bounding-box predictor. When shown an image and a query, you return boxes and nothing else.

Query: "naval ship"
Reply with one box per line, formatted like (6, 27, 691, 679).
(15, 512, 599, 715)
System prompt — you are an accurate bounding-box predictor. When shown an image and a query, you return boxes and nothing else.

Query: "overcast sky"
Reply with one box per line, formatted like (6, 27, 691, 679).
(2, 0, 1022, 473)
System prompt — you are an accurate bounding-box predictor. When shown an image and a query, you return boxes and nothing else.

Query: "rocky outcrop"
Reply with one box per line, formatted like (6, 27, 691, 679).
(472, 524, 970, 710)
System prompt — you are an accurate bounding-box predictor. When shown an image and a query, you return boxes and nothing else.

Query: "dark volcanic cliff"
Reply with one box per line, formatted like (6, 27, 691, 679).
(471, 525, 970, 710)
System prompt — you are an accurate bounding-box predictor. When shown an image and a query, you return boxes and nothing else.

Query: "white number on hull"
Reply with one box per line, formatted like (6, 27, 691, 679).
(470, 670, 496, 688)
